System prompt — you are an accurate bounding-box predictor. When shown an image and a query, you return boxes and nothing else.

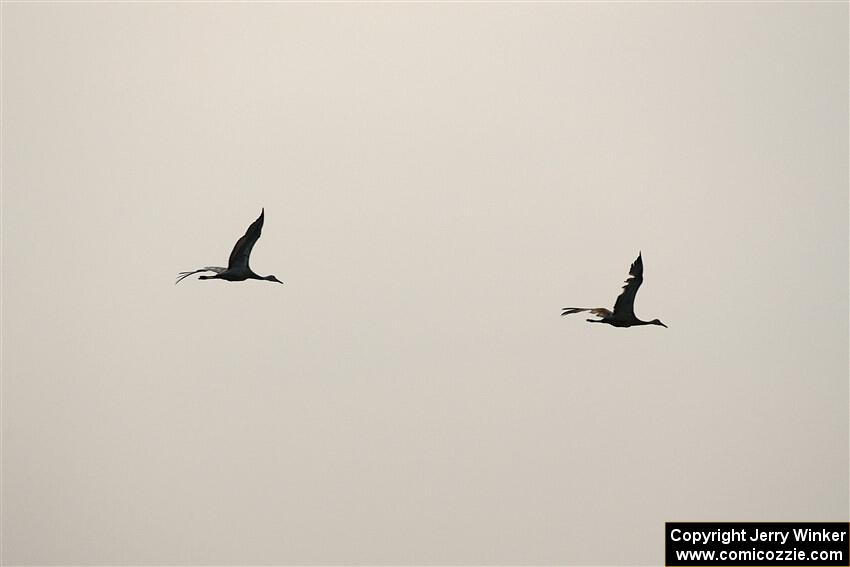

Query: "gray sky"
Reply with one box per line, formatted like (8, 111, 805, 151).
(2, 2, 847, 565)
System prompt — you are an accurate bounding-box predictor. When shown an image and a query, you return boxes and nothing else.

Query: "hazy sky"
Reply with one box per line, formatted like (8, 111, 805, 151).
(2, 2, 847, 565)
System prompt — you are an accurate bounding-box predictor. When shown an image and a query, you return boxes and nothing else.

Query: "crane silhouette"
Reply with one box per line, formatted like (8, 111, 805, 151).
(176, 208, 283, 285)
(561, 252, 666, 328)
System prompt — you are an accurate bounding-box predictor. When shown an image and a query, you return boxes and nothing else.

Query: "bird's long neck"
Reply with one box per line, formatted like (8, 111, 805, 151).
(634, 318, 665, 327)
(252, 273, 281, 283)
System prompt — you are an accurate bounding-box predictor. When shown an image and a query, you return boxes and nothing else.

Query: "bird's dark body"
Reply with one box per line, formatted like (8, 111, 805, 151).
(561, 253, 666, 329)
(176, 209, 283, 285)
(588, 319, 641, 328)
(200, 272, 256, 282)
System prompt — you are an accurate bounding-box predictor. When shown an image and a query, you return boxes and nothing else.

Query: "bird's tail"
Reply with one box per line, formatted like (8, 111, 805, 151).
(175, 270, 204, 285)
(175, 266, 225, 285)
(561, 307, 589, 316)
(562, 307, 611, 318)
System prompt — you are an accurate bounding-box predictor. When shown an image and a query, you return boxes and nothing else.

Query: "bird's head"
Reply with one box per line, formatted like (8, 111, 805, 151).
(651, 319, 667, 328)
(265, 275, 283, 284)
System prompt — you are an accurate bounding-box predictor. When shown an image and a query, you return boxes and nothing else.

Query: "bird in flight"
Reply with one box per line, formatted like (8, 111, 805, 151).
(561, 252, 666, 328)
(176, 208, 283, 285)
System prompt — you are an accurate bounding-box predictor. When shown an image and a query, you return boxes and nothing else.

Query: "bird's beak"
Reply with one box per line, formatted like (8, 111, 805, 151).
(660, 322, 668, 328)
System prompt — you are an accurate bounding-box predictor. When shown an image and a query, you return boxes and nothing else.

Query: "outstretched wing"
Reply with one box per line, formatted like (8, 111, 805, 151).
(612, 252, 643, 319)
(175, 266, 226, 284)
(227, 209, 264, 270)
